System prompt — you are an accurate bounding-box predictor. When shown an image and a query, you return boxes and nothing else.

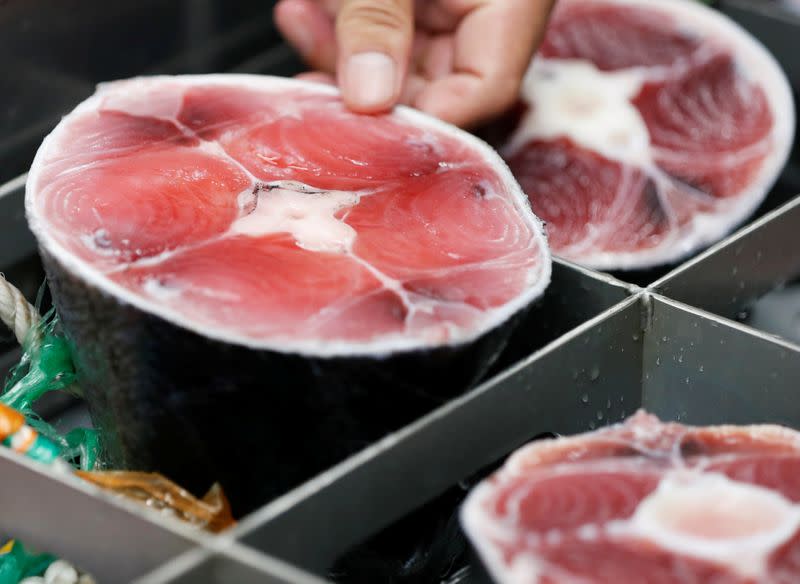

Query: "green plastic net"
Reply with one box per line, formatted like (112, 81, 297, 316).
(0, 304, 100, 472)
(0, 540, 56, 584)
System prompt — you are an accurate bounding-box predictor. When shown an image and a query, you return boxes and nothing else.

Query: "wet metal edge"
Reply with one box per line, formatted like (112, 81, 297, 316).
(235, 296, 644, 573)
(133, 537, 327, 584)
(643, 294, 800, 427)
(1, 1, 799, 580)
(0, 447, 206, 582)
(652, 195, 800, 320)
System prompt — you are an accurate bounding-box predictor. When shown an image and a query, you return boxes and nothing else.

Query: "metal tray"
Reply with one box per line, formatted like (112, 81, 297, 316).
(1, 2, 799, 582)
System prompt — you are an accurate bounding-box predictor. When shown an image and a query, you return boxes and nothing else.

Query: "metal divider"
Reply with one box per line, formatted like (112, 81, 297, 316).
(232, 294, 643, 574)
(642, 294, 800, 427)
(133, 537, 327, 584)
(1, 1, 799, 581)
(0, 159, 641, 583)
(81, 264, 639, 583)
(0, 448, 204, 582)
(652, 195, 800, 322)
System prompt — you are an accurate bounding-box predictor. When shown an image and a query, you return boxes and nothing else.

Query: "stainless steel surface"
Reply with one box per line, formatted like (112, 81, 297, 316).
(135, 542, 327, 584)
(237, 297, 643, 573)
(747, 282, 800, 344)
(642, 295, 800, 427)
(0, 448, 203, 582)
(653, 196, 800, 321)
(0, 0, 797, 582)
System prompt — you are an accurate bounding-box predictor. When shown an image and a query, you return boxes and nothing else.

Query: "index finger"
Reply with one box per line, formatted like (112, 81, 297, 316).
(414, 0, 556, 128)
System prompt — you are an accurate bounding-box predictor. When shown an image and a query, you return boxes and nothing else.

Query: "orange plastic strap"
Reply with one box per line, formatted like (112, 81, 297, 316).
(0, 403, 24, 441)
(76, 471, 236, 533)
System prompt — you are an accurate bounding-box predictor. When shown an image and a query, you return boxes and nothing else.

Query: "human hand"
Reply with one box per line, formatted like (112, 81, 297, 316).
(273, 0, 556, 128)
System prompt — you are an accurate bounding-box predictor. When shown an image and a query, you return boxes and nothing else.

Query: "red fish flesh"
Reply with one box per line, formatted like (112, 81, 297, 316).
(462, 411, 800, 583)
(499, 0, 794, 270)
(24, 75, 550, 511)
(27, 75, 550, 354)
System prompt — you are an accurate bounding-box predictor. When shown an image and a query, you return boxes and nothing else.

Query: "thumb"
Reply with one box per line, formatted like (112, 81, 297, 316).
(336, 0, 413, 113)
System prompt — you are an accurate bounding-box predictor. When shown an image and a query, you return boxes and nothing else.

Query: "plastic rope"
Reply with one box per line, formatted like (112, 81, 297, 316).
(0, 277, 99, 470)
(0, 274, 41, 348)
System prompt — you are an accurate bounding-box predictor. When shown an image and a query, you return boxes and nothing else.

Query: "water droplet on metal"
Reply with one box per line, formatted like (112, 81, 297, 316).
(699, 365, 704, 372)
(656, 357, 661, 366)
(606, 399, 611, 409)
(685, 377, 690, 384)
(632, 333, 640, 341)
(731, 266, 738, 276)
(596, 410, 604, 421)
(678, 355, 683, 363)
(661, 336, 668, 342)
(581, 393, 589, 403)
(589, 366, 600, 381)
(589, 421, 597, 430)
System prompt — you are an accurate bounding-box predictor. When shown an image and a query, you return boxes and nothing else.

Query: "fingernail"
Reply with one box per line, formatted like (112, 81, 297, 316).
(342, 52, 396, 110)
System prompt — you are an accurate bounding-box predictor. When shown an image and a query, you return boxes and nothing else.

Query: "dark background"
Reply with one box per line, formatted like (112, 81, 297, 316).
(0, 0, 296, 185)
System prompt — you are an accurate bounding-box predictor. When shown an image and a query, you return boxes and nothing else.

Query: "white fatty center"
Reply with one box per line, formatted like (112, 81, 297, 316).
(230, 182, 361, 254)
(508, 59, 652, 167)
(623, 471, 800, 578)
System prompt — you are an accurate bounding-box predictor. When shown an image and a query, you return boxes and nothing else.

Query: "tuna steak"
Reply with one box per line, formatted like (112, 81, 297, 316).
(462, 411, 800, 583)
(497, 0, 794, 270)
(25, 75, 550, 513)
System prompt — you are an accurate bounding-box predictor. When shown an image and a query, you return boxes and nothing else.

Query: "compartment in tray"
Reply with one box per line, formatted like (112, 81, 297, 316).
(654, 195, 800, 339)
(0, 0, 798, 581)
(0, 181, 635, 584)
(217, 292, 800, 584)
(133, 544, 324, 584)
(235, 298, 642, 580)
(743, 276, 800, 344)
(486, 259, 633, 376)
(643, 295, 800, 427)
(0, 448, 203, 583)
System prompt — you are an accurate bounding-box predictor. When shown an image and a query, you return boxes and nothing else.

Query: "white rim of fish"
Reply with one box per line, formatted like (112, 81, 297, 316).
(26, 74, 552, 357)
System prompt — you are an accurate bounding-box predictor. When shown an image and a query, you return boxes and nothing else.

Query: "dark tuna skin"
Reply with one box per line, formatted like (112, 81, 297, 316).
(41, 249, 525, 516)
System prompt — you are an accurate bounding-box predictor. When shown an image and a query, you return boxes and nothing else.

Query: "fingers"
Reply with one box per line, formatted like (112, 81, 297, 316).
(274, 0, 337, 72)
(414, 0, 556, 128)
(335, 0, 414, 113)
(295, 71, 337, 86)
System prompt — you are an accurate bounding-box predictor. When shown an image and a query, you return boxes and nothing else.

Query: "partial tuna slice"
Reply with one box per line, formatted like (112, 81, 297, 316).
(25, 75, 550, 512)
(462, 411, 800, 583)
(495, 0, 794, 270)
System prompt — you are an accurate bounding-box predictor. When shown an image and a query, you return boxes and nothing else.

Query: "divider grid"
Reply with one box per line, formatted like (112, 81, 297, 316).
(1, 1, 798, 581)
